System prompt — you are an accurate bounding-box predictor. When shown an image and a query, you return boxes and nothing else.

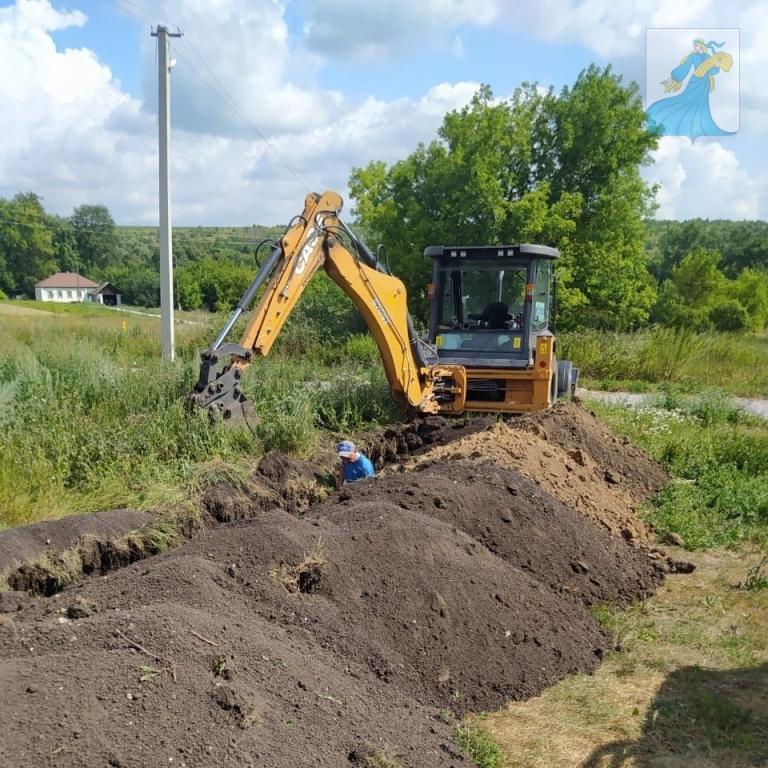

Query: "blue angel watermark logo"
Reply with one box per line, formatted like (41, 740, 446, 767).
(645, 31, 739, 140)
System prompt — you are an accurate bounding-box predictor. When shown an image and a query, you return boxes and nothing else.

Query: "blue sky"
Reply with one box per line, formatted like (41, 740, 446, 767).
(0, 0, 765, 225)
(51, 2, 143, 95)
(50, 2, 596, 105)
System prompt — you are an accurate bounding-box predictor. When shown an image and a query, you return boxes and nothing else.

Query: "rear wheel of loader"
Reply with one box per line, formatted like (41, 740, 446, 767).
(557, 360, 577, 399)
(550, 359, 559, 406)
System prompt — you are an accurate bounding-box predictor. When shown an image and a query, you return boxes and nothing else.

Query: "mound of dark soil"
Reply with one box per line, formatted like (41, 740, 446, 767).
(362, 415, 495, 466)
(522, 402, 669, 502)
(333, 462, 663, 606)
(0, 508, 152, 573)
(0, 456, 663, 767)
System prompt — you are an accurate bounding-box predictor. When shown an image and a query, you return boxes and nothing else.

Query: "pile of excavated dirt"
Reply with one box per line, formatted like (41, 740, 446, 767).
(0, 460, 665, 767)
(400, 421, 651, 544)
(520, 402, 669, 503)
(336, 462, 662, 605)
(361, 415, 495, 466)
(0, 403, 673, 767)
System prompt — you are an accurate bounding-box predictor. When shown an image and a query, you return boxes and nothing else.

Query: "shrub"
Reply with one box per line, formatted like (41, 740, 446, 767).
(710, 300, 748, 332)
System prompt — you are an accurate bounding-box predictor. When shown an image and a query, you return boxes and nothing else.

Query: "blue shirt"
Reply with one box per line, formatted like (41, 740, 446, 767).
(342, 454, 375, 483)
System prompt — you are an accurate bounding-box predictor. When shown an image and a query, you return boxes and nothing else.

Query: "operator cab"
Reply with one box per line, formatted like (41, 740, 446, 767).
(425, 244, 559, 369)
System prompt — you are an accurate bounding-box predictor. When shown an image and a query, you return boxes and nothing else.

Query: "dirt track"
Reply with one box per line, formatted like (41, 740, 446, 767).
(0, 403, 673, 767)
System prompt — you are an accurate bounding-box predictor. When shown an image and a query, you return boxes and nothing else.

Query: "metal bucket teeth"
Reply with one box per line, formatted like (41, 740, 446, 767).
(188, 366, 257, 426)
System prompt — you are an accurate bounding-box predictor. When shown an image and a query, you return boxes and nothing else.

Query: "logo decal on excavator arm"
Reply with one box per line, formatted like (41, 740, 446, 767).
(295, 228, 320, 276)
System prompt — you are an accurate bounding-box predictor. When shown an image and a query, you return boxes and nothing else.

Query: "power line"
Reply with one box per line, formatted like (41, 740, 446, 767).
(173, 36, 313, 192)
(110, 0, 312, 193)
(108, 0, 155, 27)
(114, 0, 158, 22)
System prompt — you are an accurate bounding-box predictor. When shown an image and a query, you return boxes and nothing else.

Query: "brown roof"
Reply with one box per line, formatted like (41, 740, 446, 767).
(35, 272, 99, 289)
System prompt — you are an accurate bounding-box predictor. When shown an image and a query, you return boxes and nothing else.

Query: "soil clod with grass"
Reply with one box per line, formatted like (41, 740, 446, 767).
(0, 403, 671, 767)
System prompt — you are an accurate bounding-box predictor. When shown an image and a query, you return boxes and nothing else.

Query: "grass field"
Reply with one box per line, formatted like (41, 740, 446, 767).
(589, 394, 768, 549)
(0, 307, 394, 528)
(3, 306, 767, 538)
(560, 328, 768, 397)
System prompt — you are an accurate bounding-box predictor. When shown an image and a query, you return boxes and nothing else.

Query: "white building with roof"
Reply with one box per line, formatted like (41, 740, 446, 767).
(34, 272, 100, 302)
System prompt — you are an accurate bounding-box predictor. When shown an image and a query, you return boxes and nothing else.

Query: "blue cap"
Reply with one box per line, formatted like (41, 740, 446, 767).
(337, 440, 356, 457)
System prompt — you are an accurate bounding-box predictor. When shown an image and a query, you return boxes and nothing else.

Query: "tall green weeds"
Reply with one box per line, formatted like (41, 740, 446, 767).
(591, 396, 768, 549)
(559, 328, 768, 396)
(0, 313, 398, 527)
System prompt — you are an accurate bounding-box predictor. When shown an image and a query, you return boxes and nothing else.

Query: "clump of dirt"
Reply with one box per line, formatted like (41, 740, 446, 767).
(401, 421, 651, 544)
(362, 414, 495, 466)
(203, 452, 330, 524)
(522, 401, 669, 502)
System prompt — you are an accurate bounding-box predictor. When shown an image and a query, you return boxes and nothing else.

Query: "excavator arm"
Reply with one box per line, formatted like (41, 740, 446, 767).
(189, 191, 466, 422)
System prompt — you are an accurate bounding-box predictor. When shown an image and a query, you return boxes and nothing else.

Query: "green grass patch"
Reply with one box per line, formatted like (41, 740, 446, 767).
(0, 312, 399, 527)
(454, 721, 503, 768)
(1, 299, 133, 318)
(560, 327, 768, 397)
(588, 395, 768, 549)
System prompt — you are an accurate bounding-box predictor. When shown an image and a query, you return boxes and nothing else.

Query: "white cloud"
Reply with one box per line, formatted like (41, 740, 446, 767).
(2, 0, 765, 227)
(0, 0, 148, 207)
(143, 0, 340, 137)
(0, 0, 481, 225)
(6, 0, 85, 31)
(645, 136, 767, 219)
(301, 0, 498, 59)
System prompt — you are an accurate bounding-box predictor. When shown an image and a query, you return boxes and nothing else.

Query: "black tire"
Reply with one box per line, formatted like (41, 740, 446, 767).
(550, 357, 559, 406)
(557, 360, 576, 398)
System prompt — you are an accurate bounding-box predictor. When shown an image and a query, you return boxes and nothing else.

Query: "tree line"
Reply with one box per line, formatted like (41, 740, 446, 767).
(1, 65, 766, 332)
(349, 66, 768, 333)
(0, 193, 280, 309)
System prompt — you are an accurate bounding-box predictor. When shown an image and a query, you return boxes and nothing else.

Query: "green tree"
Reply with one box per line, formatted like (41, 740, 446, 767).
(174, 258, 253, 312)
(175, 266, 204, 310)
(648, 219, 768, 280)
(709, 298, 748, 332)
(70, 204, 118, 272)
(349, 67, 658, 329)
(653, 248, 727, 330)
(52, 220, 80, 272)
(103, 265, 160, 307)
(0, 193, 57, 296)
(733, 269, 768, 332)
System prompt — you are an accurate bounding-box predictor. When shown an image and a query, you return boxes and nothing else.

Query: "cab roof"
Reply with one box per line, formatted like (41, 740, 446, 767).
(424, 244, 560, 260)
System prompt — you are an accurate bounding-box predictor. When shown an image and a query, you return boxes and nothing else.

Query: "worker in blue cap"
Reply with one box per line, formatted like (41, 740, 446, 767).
(336, 440, 375, 487)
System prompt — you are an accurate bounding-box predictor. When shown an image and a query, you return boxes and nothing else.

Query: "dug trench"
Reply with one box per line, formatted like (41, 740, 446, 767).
(0, 403, 684, 767)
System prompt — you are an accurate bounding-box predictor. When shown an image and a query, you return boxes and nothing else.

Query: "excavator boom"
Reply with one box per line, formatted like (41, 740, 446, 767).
(189, 191, 465, 422)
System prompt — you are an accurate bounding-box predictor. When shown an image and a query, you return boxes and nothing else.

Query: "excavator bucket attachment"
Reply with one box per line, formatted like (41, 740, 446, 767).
(188, 346, 256, 425)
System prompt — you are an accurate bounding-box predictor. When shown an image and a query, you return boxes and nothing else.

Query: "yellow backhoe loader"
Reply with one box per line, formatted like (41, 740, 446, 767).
(189, 190, 578, 422)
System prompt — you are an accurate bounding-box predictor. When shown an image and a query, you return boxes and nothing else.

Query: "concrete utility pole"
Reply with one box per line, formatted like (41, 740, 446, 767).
(152, 24, 183, 361)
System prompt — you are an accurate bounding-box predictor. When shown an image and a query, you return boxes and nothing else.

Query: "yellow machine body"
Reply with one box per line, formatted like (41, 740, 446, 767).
(190, 191, 572, 422)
